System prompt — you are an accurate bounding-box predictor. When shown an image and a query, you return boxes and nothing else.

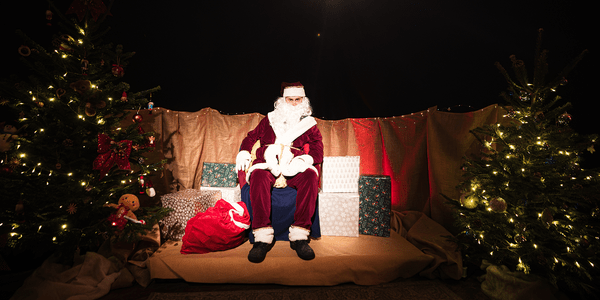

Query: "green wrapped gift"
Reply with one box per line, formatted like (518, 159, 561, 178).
(201, 162, 238, 187)
(358, 175, 391, 237)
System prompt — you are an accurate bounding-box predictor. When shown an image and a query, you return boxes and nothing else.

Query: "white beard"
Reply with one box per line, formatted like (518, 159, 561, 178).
(268, 97, 312, 137)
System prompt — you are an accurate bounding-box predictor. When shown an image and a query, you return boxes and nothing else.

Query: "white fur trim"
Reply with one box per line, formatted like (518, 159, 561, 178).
(282, 87, 305, 97)
(253, 227, 274, 244)
(288, 225, 310, 241)
(282, 156, 316, 177)
(273, 116, 317, 146)
(297, 154, 314, 166)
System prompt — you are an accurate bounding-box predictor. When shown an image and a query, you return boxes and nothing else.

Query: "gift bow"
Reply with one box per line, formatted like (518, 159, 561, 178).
(93, 134, 132, 180)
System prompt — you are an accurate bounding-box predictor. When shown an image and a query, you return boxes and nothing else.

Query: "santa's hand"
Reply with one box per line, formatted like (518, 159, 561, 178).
(235, 151, 252, 172)
(282, 155, 314, 177)
(279, 146, 294, 167)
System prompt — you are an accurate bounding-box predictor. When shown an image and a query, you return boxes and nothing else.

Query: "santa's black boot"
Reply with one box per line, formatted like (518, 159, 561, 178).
(289, 226, 315, 260)
(290, 239, 315, 260)
(248, 227, 274, 263)
(248, 242, 274, 263)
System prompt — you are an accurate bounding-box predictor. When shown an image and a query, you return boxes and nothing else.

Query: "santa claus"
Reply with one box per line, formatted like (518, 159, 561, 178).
(236, 82, 323, 263)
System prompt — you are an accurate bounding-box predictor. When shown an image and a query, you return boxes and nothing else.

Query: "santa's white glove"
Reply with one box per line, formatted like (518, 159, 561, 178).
(264, 144, 282, 177)
(279, 147, 294, 168)
(235, 150, 252, 172)
(282, 155, 314, 177)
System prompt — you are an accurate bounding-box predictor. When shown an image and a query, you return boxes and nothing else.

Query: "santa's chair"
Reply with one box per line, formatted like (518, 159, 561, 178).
(238, 169, 321, 243)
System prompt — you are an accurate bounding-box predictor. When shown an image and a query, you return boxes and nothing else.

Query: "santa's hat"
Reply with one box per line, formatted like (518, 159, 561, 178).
(281, 82, 305, 97)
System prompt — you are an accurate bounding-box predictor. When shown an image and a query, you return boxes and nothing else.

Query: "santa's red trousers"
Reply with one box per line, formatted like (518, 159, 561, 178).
(249, 169, 318, 230)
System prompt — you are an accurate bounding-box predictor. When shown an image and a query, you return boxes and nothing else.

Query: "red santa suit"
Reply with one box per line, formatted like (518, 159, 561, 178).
(239, 114, 323, 233)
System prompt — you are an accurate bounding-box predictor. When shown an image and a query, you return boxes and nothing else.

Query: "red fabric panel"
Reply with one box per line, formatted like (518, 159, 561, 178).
(351, 118, 383, 176)
(379, 112, 429, 211)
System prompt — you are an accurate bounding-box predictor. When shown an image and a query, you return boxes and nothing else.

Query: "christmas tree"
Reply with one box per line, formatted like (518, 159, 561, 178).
(446, 29, 599, 298)
(0, 0, 170, 266)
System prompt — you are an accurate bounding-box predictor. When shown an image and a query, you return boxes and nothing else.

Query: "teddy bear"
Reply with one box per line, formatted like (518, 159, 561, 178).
(105, 194, 146, 229)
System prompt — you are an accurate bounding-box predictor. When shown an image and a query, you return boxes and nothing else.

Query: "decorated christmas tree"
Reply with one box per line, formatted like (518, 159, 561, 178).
(446, 29, 599, 298)
(0, 0, 170, 265)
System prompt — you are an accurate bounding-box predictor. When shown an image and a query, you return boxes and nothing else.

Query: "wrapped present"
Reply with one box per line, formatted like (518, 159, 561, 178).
(159, 189, 221, 241)
(321, 156, 360, 193)
(201, 162, 238, 187)
(358, 175, 391, 237)
(201, 186, 241, 204)
(318, 192, 359, 237)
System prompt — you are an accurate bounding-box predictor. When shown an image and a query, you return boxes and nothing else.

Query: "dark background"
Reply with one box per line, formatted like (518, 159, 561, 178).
(1, 0, 596, 123)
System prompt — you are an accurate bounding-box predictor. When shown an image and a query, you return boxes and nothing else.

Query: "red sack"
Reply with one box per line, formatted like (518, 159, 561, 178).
(181, 199, 251, 254)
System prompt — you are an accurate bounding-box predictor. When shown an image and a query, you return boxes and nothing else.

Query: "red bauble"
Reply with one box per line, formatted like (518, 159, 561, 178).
(132, 113, 143, 123)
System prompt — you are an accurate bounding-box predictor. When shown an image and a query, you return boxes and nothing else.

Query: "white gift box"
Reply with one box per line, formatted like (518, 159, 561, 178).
(201, 186, 242, 204)
(318, 192, 360, 237)
(321, 156, 360, 193)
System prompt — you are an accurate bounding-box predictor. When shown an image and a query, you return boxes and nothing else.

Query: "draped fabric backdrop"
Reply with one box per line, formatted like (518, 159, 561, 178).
(137, 104, 504, 232)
